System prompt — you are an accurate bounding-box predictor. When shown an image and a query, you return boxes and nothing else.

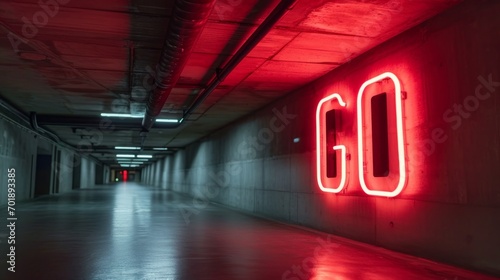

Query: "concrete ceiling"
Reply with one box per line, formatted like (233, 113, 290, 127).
(0, 0, 461, 168)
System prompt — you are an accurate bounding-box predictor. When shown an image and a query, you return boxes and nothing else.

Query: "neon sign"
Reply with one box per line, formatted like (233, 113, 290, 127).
(316, 72, 407, 197)
(316, 93, 347, 193)
(357, 72, 407, 197)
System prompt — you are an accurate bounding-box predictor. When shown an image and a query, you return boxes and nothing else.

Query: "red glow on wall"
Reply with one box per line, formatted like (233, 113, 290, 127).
(316, 93, 348, 193)
(357, 72, 407, 197)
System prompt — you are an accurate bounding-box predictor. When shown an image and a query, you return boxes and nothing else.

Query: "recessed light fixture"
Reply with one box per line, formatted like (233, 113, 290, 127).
(137, 155, 153, 159)
(101, 113, 143, 118)
(116, 154, 135, 158)
(156, 119, 179, 123)
(115, 146, 140, 150)
(118, 162, 143, 165)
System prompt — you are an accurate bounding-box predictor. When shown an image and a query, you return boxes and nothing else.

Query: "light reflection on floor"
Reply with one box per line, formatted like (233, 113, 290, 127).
(0, 183, 498, 280)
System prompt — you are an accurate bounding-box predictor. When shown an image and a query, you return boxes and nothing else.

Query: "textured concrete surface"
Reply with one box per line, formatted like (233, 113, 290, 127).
(0, 118, 37, 205)
(1, 183, 498, 280)
(142, 1, 500, 276)
(57, 148, 76, 194)
(80, 157, 97, 189)
(0, 115, 98, 205)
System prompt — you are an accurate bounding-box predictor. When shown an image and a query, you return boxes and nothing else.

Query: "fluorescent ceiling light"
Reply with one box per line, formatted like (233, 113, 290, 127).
(153, 148, 169, 151)
(117, 158, 147, 162)
(120, 165, 131, 167)
(101, 113, 143, 118)
(137, 155, 153, 158)
(118, 162, 143, 165)
(156, 119, 178, 123)
(115, 147, 140, 150)
(116, 154, 135, 158)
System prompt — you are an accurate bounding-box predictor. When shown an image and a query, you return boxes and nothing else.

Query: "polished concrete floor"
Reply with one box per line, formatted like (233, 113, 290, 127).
(1, 183, 498, 280)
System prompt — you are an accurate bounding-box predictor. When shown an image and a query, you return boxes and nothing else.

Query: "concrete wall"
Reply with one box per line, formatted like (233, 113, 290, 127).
(0, 118, 37, 205)
(145, 1, 500, 276)
(0, 112, 100, 205)
(80, 157, 96, 189)
(56, 148, 76, 194)
(103, 166, 111, 184)
(142, 164, 156, 186)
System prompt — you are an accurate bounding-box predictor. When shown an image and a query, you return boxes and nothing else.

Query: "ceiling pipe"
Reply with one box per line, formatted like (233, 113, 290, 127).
(37, 115, 179, 129)
(182, 0, 297, 121)
(141, 0, 217, 131)
(0, 97, 61, 142)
